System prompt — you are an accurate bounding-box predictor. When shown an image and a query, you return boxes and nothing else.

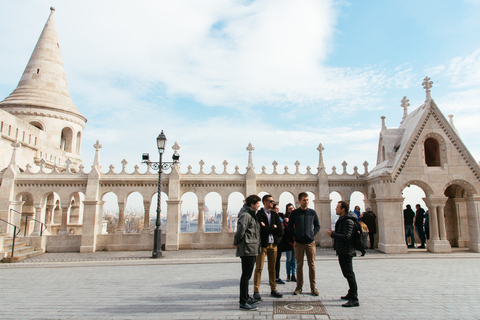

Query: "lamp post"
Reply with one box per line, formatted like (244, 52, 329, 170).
(142, 130, 180, 258)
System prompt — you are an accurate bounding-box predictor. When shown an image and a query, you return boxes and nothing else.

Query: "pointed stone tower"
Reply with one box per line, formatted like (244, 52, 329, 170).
(0, 7, 86, 170)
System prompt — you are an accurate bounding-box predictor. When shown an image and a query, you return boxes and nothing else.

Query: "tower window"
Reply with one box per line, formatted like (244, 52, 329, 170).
(37, 69, 39, 74)
(425, 138, 441, 166)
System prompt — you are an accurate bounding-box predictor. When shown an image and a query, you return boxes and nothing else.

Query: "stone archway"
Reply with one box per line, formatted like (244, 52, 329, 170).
(443, 180, 477, 248)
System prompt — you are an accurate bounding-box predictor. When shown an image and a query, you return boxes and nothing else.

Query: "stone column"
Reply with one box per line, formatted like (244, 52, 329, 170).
(142, 200, 151, 234)
(31, 204, 44, 236)
(58, 203, 70, 235)
(315, 199, 332, 247)
(221, 202, 228, 232)
(197, 201, 204, 233)
(429, 205, 440, 241)
(376, 197, 407, 253)
(438, 205, 447, 241)
(425, 197, 451, 253)
(80, 200, 104, 253)
(466, 196, 480, 252)
(116, 202, 125, 234)
(165, 199, 182, 251)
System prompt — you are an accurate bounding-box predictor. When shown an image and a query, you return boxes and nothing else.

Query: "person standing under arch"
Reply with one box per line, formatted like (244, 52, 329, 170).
(415, 204, 426, 249)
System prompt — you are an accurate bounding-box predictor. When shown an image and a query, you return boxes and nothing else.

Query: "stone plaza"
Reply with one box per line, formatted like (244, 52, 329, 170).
(1, 248, 479, 319)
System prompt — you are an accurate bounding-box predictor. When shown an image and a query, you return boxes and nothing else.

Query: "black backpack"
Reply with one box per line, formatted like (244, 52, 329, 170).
(349, 217, 367, 256)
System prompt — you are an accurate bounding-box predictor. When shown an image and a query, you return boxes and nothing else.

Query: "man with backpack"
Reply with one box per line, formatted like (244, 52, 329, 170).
(326, 200, 360, 307)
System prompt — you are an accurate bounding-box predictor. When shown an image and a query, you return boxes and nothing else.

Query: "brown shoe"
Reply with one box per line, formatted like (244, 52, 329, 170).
(293, 287, 302, 295)
(311, 288, 319, 296)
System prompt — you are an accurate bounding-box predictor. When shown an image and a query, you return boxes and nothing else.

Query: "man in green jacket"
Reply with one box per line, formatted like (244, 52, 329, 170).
(233, 194, 262, 311)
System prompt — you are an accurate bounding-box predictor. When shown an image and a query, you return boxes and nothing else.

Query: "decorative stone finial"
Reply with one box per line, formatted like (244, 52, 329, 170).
(246, 143, 255, 169)
(381, 116, 386, 131)
(401, 96, 410, 123)
(422, 76, 433, 101)
(172, 141, 181, 152)
(94, 139, 102, 150)
(317, 143, 325, 169)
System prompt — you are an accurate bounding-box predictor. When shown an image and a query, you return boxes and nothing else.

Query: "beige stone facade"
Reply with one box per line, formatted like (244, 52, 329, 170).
(1, 8, 480, 256)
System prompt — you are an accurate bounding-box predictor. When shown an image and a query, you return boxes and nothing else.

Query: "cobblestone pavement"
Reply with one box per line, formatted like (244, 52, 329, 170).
(1, 248, 479, 319)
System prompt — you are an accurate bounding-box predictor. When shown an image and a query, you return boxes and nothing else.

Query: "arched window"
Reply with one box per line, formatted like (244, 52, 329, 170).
(76, 132, 82, 154)
(425, 138, 440, 166)
(29, 121, 44, 131)
(60, 127, 73, 152)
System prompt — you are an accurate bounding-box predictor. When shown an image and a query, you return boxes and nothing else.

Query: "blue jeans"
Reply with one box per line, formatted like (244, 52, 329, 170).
(405, 225, 415, 246)
(416, 225, 426, 246)
(285, 250, 297, 276)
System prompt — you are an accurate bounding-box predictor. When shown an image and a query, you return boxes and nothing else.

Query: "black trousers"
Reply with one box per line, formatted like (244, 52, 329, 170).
(368, 231, 375, 248)
(240, 255, 256, 305)
(275, 249, 282, 279)
(338, 254, 358, 300)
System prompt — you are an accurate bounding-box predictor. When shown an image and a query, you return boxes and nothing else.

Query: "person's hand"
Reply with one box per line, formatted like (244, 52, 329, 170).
(274, 224, 277, 228)
(326, 228, 333, 237)
(285, 217, 289, 223)
(261, 222, 265, 227)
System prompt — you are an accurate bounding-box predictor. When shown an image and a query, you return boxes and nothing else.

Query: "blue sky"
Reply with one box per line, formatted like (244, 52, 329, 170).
(1, 1, 480, 212)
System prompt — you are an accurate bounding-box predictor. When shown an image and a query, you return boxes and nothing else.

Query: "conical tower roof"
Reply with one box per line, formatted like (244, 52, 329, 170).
(0, 7, 86, 122)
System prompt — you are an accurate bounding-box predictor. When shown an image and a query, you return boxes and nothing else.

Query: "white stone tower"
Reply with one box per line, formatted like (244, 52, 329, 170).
(0, 7, 86, 171)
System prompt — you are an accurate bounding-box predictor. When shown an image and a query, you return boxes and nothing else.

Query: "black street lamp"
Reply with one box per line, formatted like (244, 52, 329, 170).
(142, 130, 180, 258)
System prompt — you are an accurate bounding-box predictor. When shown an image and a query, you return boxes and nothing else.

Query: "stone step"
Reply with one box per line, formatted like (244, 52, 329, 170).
(4, 239, 26, 247)
(4, 243, 35, 258)
(2, 249, 43, 263)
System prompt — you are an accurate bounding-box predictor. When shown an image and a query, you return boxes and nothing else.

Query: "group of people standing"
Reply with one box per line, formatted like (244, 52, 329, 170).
(403, 204, 428, 248)
(233, 192, 361, 311)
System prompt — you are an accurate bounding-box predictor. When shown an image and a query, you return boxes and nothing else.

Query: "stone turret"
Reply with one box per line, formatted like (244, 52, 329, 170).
(0, 7, 86, 170)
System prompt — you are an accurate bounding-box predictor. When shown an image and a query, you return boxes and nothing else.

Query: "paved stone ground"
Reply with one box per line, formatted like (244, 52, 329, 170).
(1, 248, 479, 319)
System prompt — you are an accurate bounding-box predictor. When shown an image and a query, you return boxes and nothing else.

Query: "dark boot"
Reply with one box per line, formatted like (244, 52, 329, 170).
(291, 274, 296, 282)
(286, 274, 291, 281)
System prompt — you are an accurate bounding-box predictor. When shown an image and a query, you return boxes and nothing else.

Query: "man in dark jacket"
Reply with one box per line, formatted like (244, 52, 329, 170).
(327, 200, 360, 307)
(404, 204, 415, 248)
(253, 194, 283, 299)
(287, 192, 321, 296)
(415, 204, 426, 249)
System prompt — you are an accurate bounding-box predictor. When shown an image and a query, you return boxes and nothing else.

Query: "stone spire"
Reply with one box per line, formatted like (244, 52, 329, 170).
(400, 96, 409, 123)
(0, 7, 86, 122)
(422, 76, 433, 102)
(246, 143, 255, 169)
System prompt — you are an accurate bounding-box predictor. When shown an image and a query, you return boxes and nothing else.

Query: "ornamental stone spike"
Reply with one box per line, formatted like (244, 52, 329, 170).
(222, 160, 228, 173)
(381, 116, 387, 131)
(401, 96, 410, 123)
(9, 139, 21, 166)
(422, 76, 433, 101)
(92, 139, 102, 168)
(172, 141, 181, 152)
(317, 143, 325, 169)
(246, 143, 255, 169)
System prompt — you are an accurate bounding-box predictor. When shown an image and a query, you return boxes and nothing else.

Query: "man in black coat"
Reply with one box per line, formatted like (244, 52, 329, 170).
(287, 192, 321, 296)
(253, 194, 283, 299)
(327, 200, 360, 307)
